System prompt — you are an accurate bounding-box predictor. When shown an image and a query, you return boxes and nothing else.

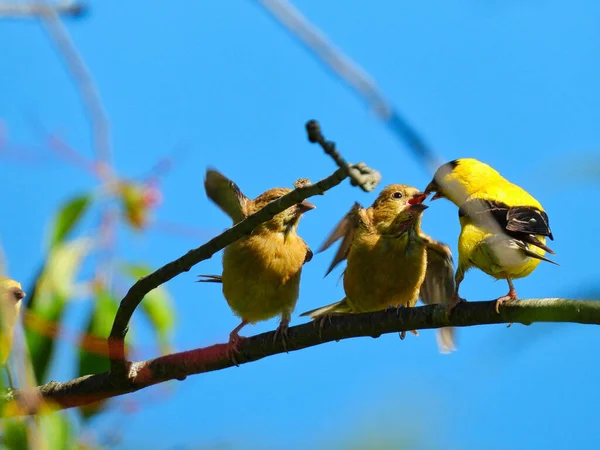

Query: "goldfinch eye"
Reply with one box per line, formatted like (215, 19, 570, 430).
(392, 192, 403, 199)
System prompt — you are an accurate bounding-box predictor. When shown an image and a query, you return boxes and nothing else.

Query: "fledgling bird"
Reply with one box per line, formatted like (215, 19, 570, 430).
(424, 158, 557, 314)
(300, 184, 456, 352)
(0, 277, 25, 387)
(198, 169, 315, 360)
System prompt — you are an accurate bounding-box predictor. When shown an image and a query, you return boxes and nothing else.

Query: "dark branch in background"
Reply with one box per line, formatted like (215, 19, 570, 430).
(257, 0, 521, 273)
(7, 298, 600, 415)
(0, 1, 86, 18)
(306, 120, 381, 192)
(109, 121, 380, 378)
(257, 0, 439, 170)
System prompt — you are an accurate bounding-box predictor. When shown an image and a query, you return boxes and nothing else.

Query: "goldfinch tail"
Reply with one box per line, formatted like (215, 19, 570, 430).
(436, 327, 456, 354)
(299, 298, 352, 319)
(197, 275, 223, 283)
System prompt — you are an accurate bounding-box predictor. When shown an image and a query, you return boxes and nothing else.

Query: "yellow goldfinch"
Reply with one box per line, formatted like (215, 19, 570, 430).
(198, 169, 315, 359)
(0, 277, 25, 388)
(424, 158, 557, 313)
(300, 184, 456, 351)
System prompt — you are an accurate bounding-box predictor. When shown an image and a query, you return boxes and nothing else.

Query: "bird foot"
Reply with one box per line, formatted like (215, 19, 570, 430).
(495, 290, 518, 314)
(227, 331, 247, 367)
(273, 319, 290, 353)
(445, 294, 467, 321)
(399, 329, 419, 340)
(316, 314, 333, 339)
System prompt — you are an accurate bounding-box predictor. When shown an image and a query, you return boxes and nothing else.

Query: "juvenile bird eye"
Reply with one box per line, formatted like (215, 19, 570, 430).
(392, 192, 403, 199)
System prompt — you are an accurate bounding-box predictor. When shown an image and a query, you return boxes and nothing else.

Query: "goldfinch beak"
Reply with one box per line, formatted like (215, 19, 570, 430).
(297, 199, 316, 214)
(424, 181, 444, 200)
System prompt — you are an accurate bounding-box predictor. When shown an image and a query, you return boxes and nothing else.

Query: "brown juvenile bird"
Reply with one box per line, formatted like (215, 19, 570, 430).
(300, 184, 456, 352)
(198, 169, 315, 360)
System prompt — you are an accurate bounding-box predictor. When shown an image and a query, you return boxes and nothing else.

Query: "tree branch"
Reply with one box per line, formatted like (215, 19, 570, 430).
(108, 166, 354, 377)
(7, 298, 599, 415)
(306, 120, 381, 192)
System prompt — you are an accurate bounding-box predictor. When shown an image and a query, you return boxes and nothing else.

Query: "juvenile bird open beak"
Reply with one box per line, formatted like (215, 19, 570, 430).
(407, 192, 429, 213)
(297, 199, 316, 214)
(408, 192, 428, 205)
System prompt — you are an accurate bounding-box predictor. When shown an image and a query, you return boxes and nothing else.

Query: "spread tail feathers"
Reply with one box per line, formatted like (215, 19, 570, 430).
(197, 274, 223, 283)
(299, 298, 352, 319)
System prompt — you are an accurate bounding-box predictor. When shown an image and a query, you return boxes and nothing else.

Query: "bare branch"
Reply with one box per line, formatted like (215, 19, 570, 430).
(0, 2, 86, 18)
(7, 298, 600, 415)
(306, 120, 381, 192)
(257, 0, 439, 169)
(108, 166, 357, 378)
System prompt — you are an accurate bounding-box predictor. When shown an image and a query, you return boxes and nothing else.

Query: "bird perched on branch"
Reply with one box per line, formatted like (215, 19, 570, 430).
(0, 277, 25, 387)
(198, 169, 315, 361)
(300, 184, 456, 353)
(424, 158, 557, 314)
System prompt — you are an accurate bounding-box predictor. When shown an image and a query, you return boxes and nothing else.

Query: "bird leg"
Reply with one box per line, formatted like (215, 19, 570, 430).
(495, 277, 518, 318)
(399, 330, 419, 340)
(273, 315, 290, 353)
(227, 320, 248, 366)
(392, 304, 419, 340)
(316, 314, 334, 339)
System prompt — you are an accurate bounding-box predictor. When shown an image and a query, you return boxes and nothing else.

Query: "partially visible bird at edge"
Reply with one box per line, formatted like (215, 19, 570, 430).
(300, 184, 457, 353)
(0, 277, 26, 388)
(423, 158, 557, 316)
(198, 169, 315, 363)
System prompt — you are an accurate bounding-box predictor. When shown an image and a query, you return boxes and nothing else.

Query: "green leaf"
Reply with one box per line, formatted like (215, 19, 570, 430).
(26, 238, 92, 383)
(1, 419, 28, 450)
(38, 412, 74, 450)
(121, 263, 175, 352)
(47, 194, 92, 249)
(77, 289, 119, 420)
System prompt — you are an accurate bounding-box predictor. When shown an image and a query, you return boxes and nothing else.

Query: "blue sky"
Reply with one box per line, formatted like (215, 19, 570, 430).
(2, 0, 600, 448)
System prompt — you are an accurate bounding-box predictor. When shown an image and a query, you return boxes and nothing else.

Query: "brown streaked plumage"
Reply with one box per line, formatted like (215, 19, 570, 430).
(300, 184, 456, 352)
(198, 169, 315, 362)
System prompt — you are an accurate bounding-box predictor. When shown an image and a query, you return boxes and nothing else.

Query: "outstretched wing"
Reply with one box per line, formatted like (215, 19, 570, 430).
(204, 168, 250, 223)
(318, 203, 364, 277)
(419, 235, 456, 354)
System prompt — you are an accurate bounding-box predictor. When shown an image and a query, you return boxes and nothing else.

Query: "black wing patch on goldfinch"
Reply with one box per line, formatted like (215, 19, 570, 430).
(204, 169, 250, 223)
(459, 199, 554, 254)
(318, 202, 363, 277)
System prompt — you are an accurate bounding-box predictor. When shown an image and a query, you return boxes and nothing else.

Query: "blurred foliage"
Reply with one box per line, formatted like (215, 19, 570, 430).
(2, 171, 174, 446)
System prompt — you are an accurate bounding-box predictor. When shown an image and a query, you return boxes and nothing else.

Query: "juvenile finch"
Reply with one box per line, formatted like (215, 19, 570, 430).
(424, 158, 557, 314)
(198, 169, 315, 361)
(300, 184, 456, 351)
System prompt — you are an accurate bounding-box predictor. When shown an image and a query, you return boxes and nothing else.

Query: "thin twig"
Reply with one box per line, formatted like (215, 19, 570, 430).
(305, 120, 381, 192)
(6, 298, 599, 415)
(107, 166, 357, 378)
(37, 5, 111, 170)
(0, 1, 85, 18)
(256, 0, 439, 170)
